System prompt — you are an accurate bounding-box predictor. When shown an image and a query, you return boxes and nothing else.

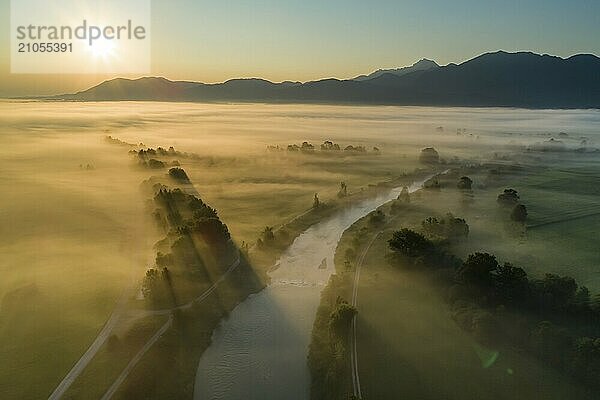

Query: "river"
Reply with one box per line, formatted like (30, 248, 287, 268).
(193, 177, 430, 400)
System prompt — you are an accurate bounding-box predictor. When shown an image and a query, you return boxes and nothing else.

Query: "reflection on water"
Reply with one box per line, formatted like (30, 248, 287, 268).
(194, 180, 427, 400)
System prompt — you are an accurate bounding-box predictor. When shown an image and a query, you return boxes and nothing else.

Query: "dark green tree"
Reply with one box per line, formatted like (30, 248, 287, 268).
(457, 176, 473, 190)
(511, 204, 528, 222)
(458, 252, 499, 286)
(388, 228, 433, 257)
(497, 188, 520, 206)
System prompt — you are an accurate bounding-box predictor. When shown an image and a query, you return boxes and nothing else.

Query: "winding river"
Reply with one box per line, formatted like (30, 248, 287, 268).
(194, 177, 430, 400)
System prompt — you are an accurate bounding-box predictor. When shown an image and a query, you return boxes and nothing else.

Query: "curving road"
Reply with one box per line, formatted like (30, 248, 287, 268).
(349, 232, 380, 399)
(348, 175, 439, 399)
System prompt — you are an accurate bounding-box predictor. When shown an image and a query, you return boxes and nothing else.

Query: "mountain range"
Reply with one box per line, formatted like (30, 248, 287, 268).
(51, 51, 600, 108)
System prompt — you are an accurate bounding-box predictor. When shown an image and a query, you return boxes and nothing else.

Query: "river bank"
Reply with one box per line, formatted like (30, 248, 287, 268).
(193, 171, 440, 399)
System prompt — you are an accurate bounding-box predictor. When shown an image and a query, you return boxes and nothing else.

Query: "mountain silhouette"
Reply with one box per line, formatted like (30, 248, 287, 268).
(53, 51, 600, 108)
(352, 58, 439, 81)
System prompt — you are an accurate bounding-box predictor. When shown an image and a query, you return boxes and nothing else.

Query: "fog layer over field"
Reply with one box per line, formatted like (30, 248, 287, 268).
(0, 101, 598, 398)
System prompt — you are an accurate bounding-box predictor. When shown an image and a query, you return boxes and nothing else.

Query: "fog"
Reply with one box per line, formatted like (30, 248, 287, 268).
(0, 100, 598, 398)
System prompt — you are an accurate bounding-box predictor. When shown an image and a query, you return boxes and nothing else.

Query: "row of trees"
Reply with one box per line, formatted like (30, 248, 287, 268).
(143, 183, 233, 305)
(497, 188, 528, 222)
(421, 213, 469, 242)
(267, 141, 378, 154)
(387, 225, 600, 390)
(307, 276, 357, 400)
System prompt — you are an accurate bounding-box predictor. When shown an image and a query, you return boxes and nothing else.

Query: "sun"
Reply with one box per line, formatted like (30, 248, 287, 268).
(87, 38, 117, 60)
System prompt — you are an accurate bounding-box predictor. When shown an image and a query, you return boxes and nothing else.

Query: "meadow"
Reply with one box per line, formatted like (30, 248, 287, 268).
(310, 154, 600, 399)
(0, 101, 598, 398)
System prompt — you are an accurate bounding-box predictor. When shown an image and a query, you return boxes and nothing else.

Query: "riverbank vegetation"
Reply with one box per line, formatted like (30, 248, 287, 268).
(388, 229, 600, 392)
(309, 156, 600, 399)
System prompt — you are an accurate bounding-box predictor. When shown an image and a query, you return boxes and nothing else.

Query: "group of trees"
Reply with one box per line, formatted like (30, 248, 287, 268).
(387, 227, 600, 390)
(105, 135, 136, 147)
(287, 141, 316, 152)
(497, 188, 528, 222)
(421, 213, 469, 242)
(132, 146, 201, 163)
(134, 147, 184, 169)
(141, 266, 174, 304)
(308, 276, 357, 400)
(279, 141, 376, 154)
(320, 140, 341, 151)
(144, 183, 233, 304)
(168, 167, 191, 183)
(256, 226, 275, 249)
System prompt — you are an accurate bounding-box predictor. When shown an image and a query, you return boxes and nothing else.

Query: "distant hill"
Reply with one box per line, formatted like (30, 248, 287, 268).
(352, 58, 439, 81)
(52, 51, 600, 108)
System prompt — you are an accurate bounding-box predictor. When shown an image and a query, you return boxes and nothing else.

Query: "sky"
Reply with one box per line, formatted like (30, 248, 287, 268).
(1, 0, 599, 96)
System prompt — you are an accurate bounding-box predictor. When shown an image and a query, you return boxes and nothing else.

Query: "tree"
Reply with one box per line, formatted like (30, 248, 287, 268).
(421, 213, 469, 241)
(328, 299, 357, 338)
(388, 228, 433, 257)
(497, 188, 519, 206)
(421, 217, 442, 237)
(301, 141, 315, 152)
(446, 215, 469, 238)
(261, 226, 275, 244)
(189, 218, 231, 246)
(457, 176, 473, 190)
(337, 181, 347, 198)
(423, 177, 440, 190)
(397, 186, 410, 203)
(168, 167, 190, 183)
(511, 204, 528, 222)
(419, 147, 440, 164)
(147, 158, 166, 169)
(533, 274, 578, 310)
(494, 262, 530, 304)
(458, 252, 499, 286)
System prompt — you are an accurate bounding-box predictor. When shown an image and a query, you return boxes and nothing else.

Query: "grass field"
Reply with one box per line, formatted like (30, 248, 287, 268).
(310, 156, 600, 399)
(353, 231, 592, 400)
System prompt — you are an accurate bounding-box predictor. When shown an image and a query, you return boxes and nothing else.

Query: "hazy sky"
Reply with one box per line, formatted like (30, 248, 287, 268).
(1, 0, 599, 96)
